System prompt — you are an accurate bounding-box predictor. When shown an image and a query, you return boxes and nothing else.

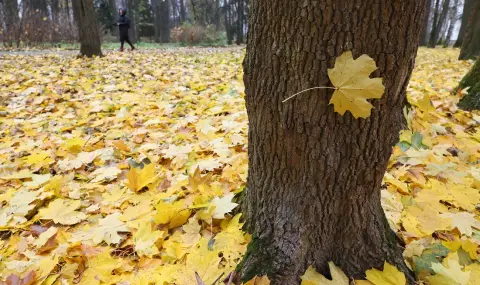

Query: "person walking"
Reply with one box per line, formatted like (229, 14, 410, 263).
(115, 8, 135, 51)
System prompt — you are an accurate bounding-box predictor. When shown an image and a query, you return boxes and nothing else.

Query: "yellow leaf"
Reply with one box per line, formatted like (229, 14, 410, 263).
(127, 160, 158, 192)
(466, 263, 480, 285)
(34, 226, 58, 248)
(133, 222, 164, 257)
(38, 199, 87, 225)
(245, 275, 271, 285)
(365, 262, 406, 285)
(328, 51, 384, 118)
(427, 259, 470, 285)
(64, 137, 85, 154)
(300, 262, 349, 285)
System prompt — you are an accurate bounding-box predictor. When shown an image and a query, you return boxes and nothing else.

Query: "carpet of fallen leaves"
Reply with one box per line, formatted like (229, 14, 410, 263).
(0, 47, 478, 285)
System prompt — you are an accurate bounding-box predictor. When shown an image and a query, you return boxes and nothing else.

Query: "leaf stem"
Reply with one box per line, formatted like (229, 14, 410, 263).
(282, 86, 337, 103)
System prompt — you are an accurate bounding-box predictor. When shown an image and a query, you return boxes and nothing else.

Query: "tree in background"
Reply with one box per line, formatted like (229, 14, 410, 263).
(239, 0, 426, 283)
(454, 0, 472, 48)
(420, 0, 433, 46)
(152, 0, 170, 43)
(428, 0, 450, 47)
(137, 0, 154, 38)
(95, 0, 115, 32)
(72, 0, 103, 57)
(2, 0, 19, 46)
(443, 0, 459, 47)
(459, 0, 480, 60)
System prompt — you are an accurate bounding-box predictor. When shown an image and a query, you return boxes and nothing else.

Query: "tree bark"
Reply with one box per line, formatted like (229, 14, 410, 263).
(224, 0, 234, 45)
(458, 58, 480, 110)
(239, 0, 426, 284)
(454, 0, 472, 48)
(428, 0, 450, 47)
(443, 0, 458, 47)
(420, 0, 433, 46)
(459, 0, 480, 60)
(72, 0, 103, 57)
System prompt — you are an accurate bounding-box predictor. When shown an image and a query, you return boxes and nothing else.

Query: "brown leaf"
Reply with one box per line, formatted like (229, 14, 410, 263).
(0, 271, 36, 285)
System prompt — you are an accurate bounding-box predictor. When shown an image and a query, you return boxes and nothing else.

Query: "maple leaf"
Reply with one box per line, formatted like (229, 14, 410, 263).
(38, 198, 87, 225)
(133, 222, 164, 257)
(126, 159, 158, 191)
(73, 212, 129, 245)
(328, 51, 385, 119)
(440, 212, 480, 237)
(0, 271, 36, 285)
(427, 259, 470, 285)
(89, 166, 121, 183)
(364, 262, 406, 285)
(300, 263, 349, 285)
(211, 193, 238, 219)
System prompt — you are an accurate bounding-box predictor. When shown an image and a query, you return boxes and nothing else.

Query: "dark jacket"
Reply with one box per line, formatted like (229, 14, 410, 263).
(118, 14, 130, 40)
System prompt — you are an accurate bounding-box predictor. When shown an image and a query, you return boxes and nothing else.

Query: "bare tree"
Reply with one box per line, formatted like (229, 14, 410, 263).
(443, 0, 459, 47)
(428, 0, 450, 47)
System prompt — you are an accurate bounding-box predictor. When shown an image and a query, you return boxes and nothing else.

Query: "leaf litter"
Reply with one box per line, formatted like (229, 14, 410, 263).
(0, 48, 479, 284)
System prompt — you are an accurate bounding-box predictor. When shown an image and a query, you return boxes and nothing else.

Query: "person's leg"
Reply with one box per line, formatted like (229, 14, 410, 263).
(120, 40, 125, 51)
(126, 38, 135, 50)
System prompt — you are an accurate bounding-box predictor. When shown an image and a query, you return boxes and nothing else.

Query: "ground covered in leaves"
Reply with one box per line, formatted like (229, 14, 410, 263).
(0, 48, 478, 285)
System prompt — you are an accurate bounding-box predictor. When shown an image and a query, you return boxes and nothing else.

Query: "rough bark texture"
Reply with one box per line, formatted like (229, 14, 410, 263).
(420, 0, 433, 46)
(239, 0, 426, 284)
(459, 0, 480, 60)
(454, 0, 472, 48)
(428, 0, 450, 47)
(458, 58, 480, 110)
(72, 0, 103, 57)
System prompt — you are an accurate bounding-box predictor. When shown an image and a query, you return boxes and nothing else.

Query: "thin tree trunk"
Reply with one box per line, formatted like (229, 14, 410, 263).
(428, 0, 450, 47)
(152, 0, 170, 43)
(459, 0, 480, 60)
(458, 58, 480, 110)
(190, 0, 198, 23)
(420, 0, 433, 46)
(443, 0, 458, 47)
(127, 0, 139, 42)
(235, 0, 243, 44)
(72, 0, 103, 57)
(3, 0, 19, 46)
(179, 0, 186, 23)
(455, 0, 472, 47)
(224, 0, 234, 45)
(109, 0, 117, 34)
(238, 0, 427, 284)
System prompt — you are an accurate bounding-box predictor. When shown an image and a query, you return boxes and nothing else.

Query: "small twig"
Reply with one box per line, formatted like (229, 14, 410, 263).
(282, 86, 337, 103)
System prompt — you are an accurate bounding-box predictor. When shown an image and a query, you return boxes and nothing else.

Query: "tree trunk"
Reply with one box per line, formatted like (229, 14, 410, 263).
(190, 0, 198, 23)
(238, 0, 426, 284)
(459, 0, 480, 60)
(224, 0, 234, 45)
(109, 0, 118, 34)
(179, 0, 186, 23)
(454, 0, 472, 48)
(428, 0, 450, 47)
(3, 0, 19, 46)
(72, 0, 103, 57)
(153, 0, 170, 43)
(420, 0, 433, 46)
(443, 0, 458, 48)
(235, 0, 243, 44)
(127, 0, 139, 42)
(458, 58, 480, 110)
